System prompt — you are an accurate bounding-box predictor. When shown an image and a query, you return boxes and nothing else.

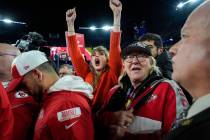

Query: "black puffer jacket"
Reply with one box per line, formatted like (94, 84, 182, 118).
(156, 50, 173, 79)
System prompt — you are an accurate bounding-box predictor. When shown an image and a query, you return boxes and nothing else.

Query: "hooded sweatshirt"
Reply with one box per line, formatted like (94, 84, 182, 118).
(0, 83, 14, 140)
(2, 79, 39, 140)
(34, 75, 94, 140)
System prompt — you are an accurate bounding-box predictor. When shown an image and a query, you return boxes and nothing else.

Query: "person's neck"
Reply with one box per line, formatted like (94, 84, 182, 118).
(131, 81, 142, 89)
(186, 85, 210, 101)
(96, 70, 102, 76)
(43, 74, 59, 93)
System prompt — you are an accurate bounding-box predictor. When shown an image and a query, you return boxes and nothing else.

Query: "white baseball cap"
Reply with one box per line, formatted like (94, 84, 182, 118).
(7, 50, 48, 92)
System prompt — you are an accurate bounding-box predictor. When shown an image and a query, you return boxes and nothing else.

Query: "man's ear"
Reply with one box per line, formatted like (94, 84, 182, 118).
(158, 47, 164, 55)
(32, 69, 43, 81)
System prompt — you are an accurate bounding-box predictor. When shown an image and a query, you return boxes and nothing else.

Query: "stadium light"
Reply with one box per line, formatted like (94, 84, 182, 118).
(177, 2, 185, 9)
(2, 19, 13, 24)
(189, 0, 197, 3)
(101, 25, 113, 31)
(169, 38, 174, 41)
(90, 26, 97, 31)
(79, 24, 113, 32)
(0, 18, 26, 25)
(176, 0, 200, 10)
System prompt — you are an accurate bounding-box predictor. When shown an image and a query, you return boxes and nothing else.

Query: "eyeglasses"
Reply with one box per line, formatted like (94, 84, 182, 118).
(124, 54, 149, 63)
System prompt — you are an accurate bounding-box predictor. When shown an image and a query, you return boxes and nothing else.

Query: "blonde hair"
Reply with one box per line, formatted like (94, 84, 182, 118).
(118, 69, 127, 88)
(149, 56, 161, 74)
(92, 46, 109, 59)
(90, 46, 110, 91)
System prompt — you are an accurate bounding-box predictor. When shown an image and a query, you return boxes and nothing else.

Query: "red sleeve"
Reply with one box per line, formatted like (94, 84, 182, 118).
(103, 85, 120, 107)
(109, 32, 122, 77)
(0, 83, 14, 140)
(66, 32, 90, 79)
(48, 102, 94, 140)
(162, 83, 177, 134)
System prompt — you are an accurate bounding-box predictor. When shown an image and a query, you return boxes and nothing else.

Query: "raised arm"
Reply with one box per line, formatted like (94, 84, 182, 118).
(66, 8, 90, 79)
(109, 0, 122, 77)
(110, 0, 122, 32)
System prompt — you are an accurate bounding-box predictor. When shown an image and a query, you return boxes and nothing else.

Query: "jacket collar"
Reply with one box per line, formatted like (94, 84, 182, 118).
(47, 75, 93, 100)
(187, 93, 210, 118)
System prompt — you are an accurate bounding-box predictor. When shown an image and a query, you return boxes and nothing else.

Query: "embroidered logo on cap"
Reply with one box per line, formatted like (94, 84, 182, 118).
(57, 107, 81, 122)
(24, 65, 30, 70)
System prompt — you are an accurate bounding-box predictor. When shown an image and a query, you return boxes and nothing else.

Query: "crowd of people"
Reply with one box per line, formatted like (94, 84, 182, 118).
(0, 0, 210, 140)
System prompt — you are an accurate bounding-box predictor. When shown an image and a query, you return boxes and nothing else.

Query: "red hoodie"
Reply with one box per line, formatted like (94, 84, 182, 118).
(34, 76, 94, 140)
(0, 83, 14, 140)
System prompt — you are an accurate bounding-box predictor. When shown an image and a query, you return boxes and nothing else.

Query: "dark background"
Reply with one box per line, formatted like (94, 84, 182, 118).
(0, 0, 202, 48)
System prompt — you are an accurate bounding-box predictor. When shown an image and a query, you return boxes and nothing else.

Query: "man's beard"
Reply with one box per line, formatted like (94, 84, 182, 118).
(32, 86, 44, 103)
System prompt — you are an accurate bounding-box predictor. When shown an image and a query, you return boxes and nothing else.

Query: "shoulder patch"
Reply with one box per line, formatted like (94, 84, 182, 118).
(147, 94, 158, 103)
(57, 107, 81, 122)
(15, 91, 29, 98)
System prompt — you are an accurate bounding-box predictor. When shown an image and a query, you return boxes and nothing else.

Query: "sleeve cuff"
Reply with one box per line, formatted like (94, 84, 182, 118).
(65, 31, 76, 36)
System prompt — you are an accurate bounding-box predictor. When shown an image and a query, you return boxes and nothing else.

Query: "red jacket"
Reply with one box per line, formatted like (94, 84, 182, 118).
(6, 90, 39, 140)
(0, 83, 14, 140)
(97, 77, 189, 140)
(66, 32, 122, 111)
(34, 76, 94, 140)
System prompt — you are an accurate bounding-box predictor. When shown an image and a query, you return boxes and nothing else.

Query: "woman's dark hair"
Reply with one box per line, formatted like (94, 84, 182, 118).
(139, 33, 163, 48)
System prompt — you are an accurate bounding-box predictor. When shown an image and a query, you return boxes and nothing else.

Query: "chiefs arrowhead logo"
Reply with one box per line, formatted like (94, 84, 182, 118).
(15, 91, 29, 98)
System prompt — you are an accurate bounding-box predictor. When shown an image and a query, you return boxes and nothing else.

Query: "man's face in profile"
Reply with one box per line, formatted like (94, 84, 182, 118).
(170, 10, 208, 88)
(21, 70, 44, 102)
